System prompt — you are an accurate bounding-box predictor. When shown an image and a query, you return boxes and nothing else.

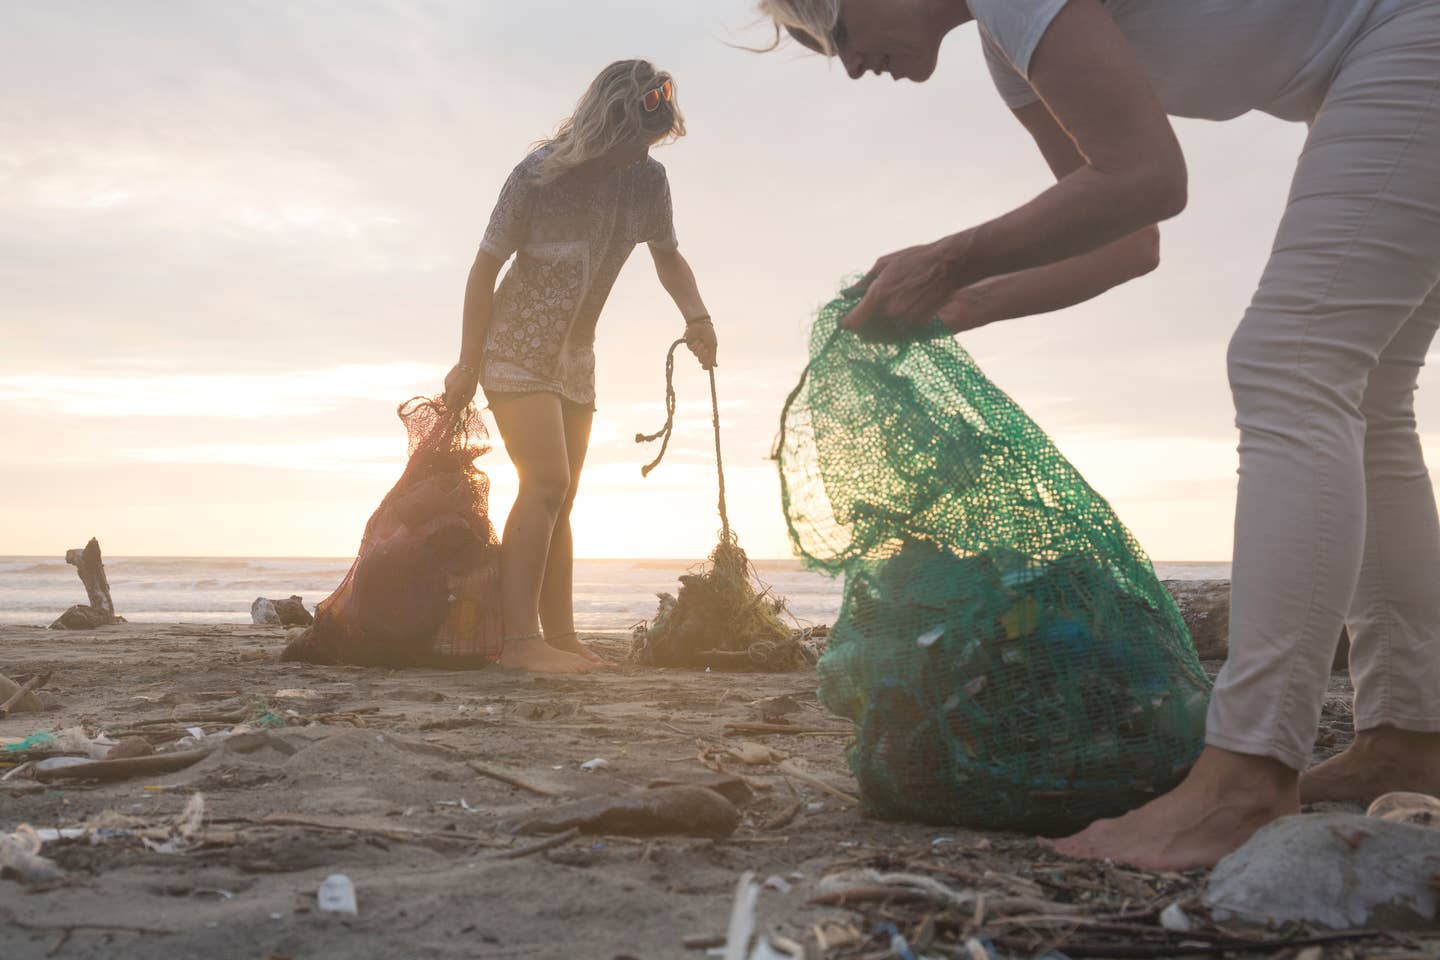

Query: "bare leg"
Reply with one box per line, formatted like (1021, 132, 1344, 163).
(1049, 747, 1299, 870)
(491, 394, 592, 674)
(537, 401, 612, 666)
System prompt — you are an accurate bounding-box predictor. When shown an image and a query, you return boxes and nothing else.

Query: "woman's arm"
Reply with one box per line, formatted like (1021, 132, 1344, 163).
(937, 100, 1162, 332)
(848, 0, 1185, 330)
(650, 245, 718, 368)
(444, 250, 504, 408)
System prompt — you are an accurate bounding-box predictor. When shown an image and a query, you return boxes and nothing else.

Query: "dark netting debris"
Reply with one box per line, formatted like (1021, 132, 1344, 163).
(282, 396, 502, 668)
(629, 339, 807, 672)
(776, 281, 1211, 833)
(631, 538, 806, 671)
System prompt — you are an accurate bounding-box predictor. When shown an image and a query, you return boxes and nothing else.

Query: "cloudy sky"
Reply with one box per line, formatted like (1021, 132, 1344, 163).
(3, 1, 1436, 561)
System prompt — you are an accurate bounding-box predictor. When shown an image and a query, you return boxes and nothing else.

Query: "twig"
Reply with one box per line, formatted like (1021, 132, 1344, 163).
(0, 674, 49, 717)
(490, 827, 580, 861)
(778, 760, 859, 805)
(258, 812, 508, 849)
(723, 723, 851, 737)
(993, 929, 1380, 958)
(467, 760, 554, 797)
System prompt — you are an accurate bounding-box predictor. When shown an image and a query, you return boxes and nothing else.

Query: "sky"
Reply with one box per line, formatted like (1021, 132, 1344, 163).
(3, 1, 1437, 562)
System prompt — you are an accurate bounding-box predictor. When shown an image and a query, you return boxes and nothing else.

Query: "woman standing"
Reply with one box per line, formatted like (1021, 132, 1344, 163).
(757, 0, 1440, 868)
(445, 60, 719, 675)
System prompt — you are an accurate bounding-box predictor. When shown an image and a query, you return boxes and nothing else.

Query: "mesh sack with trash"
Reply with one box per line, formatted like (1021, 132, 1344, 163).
(776, 282, 1211, 833)
(282, 396, 502, 668)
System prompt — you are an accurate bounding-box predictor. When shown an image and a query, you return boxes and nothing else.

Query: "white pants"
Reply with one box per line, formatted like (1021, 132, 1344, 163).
(1209, 0, 1440, 769)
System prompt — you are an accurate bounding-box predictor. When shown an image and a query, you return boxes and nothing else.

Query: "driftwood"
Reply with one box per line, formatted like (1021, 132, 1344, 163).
(0, 674, 46, 715)
(31, 747, 212, 783)
(1164, 579, 1349, 667)
(0, 674, 49, 718)
(50, 538, 124, 630)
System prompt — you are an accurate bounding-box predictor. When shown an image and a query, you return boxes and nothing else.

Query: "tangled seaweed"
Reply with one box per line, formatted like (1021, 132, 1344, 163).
(631, 538, 806, 671)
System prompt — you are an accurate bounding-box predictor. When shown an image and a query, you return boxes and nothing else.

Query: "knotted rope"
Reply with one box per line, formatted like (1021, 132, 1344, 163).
(636, 338, 731, 542)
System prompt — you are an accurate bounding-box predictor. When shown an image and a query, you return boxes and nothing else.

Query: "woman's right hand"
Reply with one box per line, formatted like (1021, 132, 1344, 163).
(444, 362, 480, 411)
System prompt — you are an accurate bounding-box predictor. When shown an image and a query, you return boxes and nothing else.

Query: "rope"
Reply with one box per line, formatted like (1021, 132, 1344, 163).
(636, 337, 731, 542)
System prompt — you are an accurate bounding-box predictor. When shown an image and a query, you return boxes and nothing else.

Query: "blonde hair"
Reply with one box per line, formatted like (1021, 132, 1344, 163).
(531, 60, 685, 185)
(755, 0, 841, 55)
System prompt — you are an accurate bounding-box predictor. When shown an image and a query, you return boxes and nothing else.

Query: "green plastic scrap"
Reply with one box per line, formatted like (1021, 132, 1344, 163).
(5, 731, 56, 752)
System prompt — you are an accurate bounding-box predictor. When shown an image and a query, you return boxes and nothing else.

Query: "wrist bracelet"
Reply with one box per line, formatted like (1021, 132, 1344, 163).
(456, 360, 479, 377)
(685, 315, 713, 326)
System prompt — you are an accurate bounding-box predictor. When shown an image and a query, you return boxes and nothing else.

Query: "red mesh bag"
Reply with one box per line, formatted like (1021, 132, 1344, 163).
(282, 396, 503, 668)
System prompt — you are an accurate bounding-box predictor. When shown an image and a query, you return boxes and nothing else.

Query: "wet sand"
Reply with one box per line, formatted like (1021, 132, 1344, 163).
(0, 623, 1393, 959)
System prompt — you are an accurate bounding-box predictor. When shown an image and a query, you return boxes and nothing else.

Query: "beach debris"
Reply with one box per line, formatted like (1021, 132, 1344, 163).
(252, 596, 313, 627)
(726, 741, 783, 766)
(1367, 791, 1440, 828)
(50, 538, 125, 630)
(1204, 812, 1440, 929)
(1159, 902, 1196, 932)
(467, 760, 555, 797)
(507, 785, 740, 838)
(752, 695, 802, 724)
(259, 812, 505, 850)
(0, 673, 47, 717)
(490, 827, 580, 861)
(143, 793, 207, 854)
(629, 545, 804, 672)
(778, 759, 858, 806)
(722, 871, 761, 960)
(31, 746, 213, 784)
(318, 873, 358, 915)
(0, 825, 64, 886)
(580, 757, 610, 772)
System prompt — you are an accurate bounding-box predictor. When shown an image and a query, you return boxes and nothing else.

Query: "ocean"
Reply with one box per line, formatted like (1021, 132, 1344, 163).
(0, 556, 1232, 630)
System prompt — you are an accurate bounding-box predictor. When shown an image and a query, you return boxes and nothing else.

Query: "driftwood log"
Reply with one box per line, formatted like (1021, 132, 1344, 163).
(50, 538, 125, 630)
(1164, 579, 1349, 668)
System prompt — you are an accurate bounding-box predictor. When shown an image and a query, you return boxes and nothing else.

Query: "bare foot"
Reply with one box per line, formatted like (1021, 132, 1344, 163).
(1300, 726, 1440, 807)
(1048, 746, 1299, 871)
(546, 632, 618, 669)
(497, 635, 594, 674)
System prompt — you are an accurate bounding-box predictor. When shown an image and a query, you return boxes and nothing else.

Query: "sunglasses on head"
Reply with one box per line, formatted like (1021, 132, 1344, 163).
(642, 79, 675, 113)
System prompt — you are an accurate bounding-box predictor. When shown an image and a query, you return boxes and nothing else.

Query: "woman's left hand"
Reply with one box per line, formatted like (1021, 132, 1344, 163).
(685, 319, 718, 369)
(843, 231, 976, 335)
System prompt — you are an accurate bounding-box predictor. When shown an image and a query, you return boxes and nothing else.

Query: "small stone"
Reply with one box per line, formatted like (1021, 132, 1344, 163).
(1204, 813, 1440, 929)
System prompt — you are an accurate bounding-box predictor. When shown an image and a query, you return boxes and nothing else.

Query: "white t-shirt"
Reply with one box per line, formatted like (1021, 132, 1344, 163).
(970, 0, 1391, 122)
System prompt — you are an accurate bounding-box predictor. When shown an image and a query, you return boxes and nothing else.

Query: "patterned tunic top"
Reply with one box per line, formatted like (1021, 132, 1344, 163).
(477, 147, 679, 406)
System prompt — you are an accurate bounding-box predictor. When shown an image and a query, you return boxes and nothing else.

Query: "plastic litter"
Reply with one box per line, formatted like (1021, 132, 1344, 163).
(318, 873, 358, 915)
(1159, 903, 1195, 932)
(580, 758, 610, 772)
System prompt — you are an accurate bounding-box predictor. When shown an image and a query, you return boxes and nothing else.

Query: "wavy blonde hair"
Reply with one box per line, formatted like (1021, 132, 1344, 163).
(755, 0, 841, 55)
(531, 60, 685, 185)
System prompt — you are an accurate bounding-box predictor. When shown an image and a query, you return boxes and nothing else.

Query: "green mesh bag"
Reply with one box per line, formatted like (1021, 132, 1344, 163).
(777, 282, 1211, 833)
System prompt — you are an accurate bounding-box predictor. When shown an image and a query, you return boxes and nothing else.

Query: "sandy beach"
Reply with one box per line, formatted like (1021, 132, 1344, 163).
(0, 621, 1408, 960)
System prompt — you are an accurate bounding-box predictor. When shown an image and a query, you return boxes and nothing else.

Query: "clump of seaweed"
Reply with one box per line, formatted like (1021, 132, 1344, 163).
(632, 537, 804, 671)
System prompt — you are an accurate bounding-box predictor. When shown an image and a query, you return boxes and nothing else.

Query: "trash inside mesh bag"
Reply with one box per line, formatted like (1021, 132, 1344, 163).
(282, 396, 502, 668)
(776, 282, 1211, 833)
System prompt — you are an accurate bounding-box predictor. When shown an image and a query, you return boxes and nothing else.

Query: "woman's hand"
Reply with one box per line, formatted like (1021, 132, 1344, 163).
(685, 319, 718, 370)
(444, 362, 480, 411)
(843, 231, 976, 335)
